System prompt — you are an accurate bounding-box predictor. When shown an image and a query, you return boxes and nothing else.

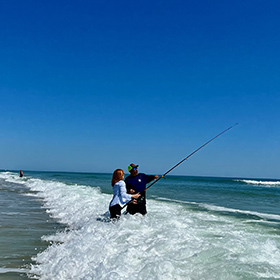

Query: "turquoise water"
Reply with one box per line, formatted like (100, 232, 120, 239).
(0, 170, 280, 279)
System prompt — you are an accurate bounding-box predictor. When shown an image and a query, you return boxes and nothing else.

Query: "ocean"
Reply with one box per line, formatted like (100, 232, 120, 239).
(0, 170, 279, 280)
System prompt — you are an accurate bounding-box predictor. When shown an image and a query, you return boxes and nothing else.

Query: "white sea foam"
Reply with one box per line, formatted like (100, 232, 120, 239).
(0, 171, 27, 184)
(236, 179, 280, 187)
(0, 267, 29, 274)
(201, 203, 280, 221)
(155, 197, 280, 221)
(1, 172, 280, 280)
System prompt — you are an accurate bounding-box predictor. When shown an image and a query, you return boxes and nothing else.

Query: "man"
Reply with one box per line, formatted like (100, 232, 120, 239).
(125, 163, 158, 215)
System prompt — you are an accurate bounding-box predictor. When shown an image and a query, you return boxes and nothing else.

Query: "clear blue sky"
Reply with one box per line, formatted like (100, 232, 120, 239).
(1, 0, 279, 179)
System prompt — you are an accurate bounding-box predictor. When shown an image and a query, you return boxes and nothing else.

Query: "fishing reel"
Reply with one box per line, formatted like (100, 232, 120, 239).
(131, 195, 144, 204)
(137, 196, 144, 203)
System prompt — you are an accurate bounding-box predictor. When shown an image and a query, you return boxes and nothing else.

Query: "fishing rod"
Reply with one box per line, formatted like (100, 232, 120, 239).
(122, 123, 238, 210)
(145, 123, 238, 191)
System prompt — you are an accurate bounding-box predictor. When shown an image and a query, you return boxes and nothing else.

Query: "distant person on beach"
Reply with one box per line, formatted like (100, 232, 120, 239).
(19, 170, 23, 177)
(125, 163, 158, 215)
(109, 169, 140, 220)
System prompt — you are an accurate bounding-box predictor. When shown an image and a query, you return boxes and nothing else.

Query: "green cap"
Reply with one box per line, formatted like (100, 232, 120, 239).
(128, 164, 138, 172)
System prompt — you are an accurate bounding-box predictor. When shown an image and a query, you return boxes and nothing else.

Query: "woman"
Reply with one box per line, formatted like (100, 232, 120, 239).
(109, 169, 140, 219)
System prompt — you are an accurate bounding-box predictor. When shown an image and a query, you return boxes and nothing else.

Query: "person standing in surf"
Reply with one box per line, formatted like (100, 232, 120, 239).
(125, 163, 158, 215)
(109, 169, 140, 220)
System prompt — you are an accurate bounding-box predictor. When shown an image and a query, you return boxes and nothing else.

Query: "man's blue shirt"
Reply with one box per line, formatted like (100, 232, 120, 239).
(125, 173, 154, 193)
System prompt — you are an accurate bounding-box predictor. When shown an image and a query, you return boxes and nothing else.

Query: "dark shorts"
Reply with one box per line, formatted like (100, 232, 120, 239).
(126, 201, 147, 215)
(109, 204, 122, 219)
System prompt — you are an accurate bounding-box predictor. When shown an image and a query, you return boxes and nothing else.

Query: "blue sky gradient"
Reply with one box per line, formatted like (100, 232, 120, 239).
(1, 0, 280, 178)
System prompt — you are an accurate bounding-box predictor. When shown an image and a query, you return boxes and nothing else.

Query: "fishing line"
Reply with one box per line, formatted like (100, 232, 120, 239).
(145, 123, 238, 191)
(122, 123, 238, 209)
